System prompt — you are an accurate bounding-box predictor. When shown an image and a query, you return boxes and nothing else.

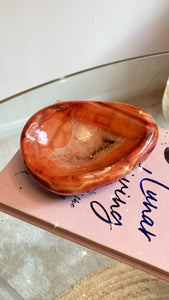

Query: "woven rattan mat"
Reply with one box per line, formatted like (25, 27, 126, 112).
(55, 263, 169, 299)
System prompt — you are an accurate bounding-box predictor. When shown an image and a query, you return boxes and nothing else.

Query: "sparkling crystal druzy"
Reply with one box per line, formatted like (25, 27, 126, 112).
(20, 101, 158, 195)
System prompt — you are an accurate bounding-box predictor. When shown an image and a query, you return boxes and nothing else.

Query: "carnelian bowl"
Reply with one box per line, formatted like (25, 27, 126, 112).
(20, 101, 158, 195)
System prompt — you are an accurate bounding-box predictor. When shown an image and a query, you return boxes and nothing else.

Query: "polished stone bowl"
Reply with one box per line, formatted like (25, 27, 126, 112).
(21, 101, 158, 195)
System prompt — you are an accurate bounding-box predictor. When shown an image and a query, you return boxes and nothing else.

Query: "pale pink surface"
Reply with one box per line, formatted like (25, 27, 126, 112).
(1, 128, 169, 279)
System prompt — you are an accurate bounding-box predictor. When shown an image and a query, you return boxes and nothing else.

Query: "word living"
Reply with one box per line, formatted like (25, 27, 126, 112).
(90, 177, 129, 229)
(90, 164, 169, 242)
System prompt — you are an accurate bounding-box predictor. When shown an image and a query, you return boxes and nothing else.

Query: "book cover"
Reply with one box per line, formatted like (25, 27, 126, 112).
(1, 128, 169, 280)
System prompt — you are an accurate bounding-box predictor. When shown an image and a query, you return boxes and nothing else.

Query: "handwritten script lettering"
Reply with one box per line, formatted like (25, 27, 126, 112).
(90, 164, 169, 242)
(139, 175, 169, 242)
(90, 177, 129, 229)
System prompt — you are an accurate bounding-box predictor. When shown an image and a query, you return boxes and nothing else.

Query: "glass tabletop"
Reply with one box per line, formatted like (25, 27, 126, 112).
(0, 52, 169, 300)
(0, 52, 169, 141)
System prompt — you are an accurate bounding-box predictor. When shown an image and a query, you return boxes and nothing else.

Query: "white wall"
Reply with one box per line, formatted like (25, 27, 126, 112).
(0, 0, 169, 100)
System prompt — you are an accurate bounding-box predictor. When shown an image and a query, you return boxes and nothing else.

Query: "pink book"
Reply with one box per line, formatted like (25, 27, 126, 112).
(1, 127, 169, 280)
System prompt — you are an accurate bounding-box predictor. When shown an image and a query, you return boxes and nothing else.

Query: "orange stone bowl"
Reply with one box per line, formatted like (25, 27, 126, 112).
(20, 101, 158, 195)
